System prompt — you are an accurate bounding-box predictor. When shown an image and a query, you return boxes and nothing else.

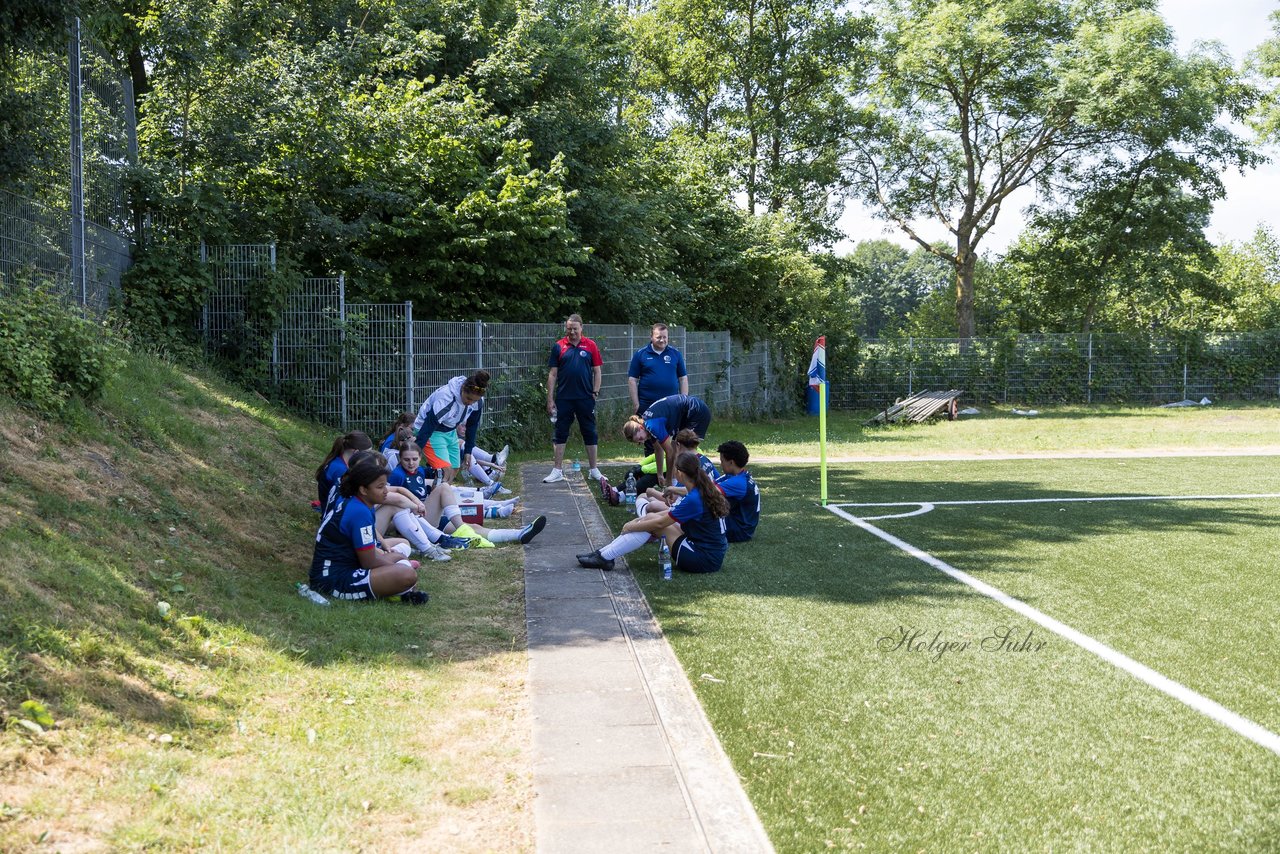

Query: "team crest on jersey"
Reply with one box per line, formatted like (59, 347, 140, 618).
(580, 351, 589, 358)
(359, 524, 374, 544)
(663, 355, 671, 363)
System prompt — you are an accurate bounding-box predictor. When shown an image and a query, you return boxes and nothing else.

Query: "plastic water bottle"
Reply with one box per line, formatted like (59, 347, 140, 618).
(572, 459, 581, 472)
(659, 540, 672, 581)
(624, 471, 637, 506)
(296, 582, 330, 606)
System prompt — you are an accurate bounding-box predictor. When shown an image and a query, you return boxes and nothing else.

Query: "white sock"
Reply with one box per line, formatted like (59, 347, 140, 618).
(443, 504, 460, 521)
(469, 462, 494, 485)
(600, 532, 650, 560)
(391, 543, 412, 557)
(472, 447, 494, 463)
(636, 495, 654, 517)
(487, 528, 520, 543)
(393, 510, 432, 551)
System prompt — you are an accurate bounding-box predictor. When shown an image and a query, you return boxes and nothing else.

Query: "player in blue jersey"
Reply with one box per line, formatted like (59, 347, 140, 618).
(641, 430, 718, 501)
(715, 440, 760, 542)
(577, 452, 728, 574)
(414, 370, 490, 484)
(315, 431, 374, 507)
(309, 455, 429, 604)
(621, 394, 712, 487)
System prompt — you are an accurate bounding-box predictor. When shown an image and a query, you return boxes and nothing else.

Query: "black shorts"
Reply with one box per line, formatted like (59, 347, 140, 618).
(671, 534, 724, 574)
(554, 397, 598, 445)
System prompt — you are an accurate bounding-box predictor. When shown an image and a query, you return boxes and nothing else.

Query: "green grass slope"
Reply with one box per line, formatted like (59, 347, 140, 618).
(0, 353, 532, 851)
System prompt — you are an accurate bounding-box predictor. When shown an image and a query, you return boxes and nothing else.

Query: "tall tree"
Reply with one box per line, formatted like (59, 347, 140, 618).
(1250, 8, 1280, 142)
(843, 0, 1256, 340)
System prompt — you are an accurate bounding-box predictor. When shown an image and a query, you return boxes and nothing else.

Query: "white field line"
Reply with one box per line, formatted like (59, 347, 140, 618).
(751, 447, 1280, 464)
(834, 493, 1280, 511)
(824, 503, 1280, 759)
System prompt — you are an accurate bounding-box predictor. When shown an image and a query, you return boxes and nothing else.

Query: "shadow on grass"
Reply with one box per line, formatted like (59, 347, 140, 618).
(591, 458, 1279, 640)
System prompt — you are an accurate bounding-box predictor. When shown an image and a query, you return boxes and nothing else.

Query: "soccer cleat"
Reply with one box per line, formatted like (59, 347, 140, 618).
(576, 550, 615, 571)
(518, 515, 547, 545)
(494, 485, 512, 495)
(419, 543, 453, 561)
(453, 523, 496, 548)
(495, 444, 510, 469)
(482, 480, 504, 499)
(542, 468, 565, 483)
(437, 535, 473, 550)
(598, 476, 621, 506)
(399, 589, 430, 606)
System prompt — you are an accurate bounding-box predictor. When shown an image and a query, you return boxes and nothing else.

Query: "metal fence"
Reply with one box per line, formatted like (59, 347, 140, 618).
(831, 332, 1280, 409)
(200, 251, 795, 435)
(0, 18, 133, 314)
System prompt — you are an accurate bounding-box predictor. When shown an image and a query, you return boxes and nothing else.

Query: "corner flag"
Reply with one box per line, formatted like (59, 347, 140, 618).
(809, 336, 828, 505)
(808, 335, 826, 387)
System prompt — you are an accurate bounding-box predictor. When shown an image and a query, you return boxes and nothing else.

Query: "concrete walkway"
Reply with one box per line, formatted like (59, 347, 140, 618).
(521, 464, 774, 854)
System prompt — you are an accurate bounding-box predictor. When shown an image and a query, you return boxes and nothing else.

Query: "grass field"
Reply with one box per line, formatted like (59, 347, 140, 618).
(596, 449, 1280, 851)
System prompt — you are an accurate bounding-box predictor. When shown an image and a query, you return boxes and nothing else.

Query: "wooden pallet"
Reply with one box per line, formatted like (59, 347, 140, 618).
(866, 389, 963, 425)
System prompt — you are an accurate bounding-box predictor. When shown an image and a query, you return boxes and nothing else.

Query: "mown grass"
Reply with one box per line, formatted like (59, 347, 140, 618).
(0, 353, 533, 851)
(594, 449, 1280, 852)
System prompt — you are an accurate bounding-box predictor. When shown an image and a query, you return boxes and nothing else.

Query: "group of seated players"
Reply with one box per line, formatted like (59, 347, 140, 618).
(577, 426, 760, 575)
(304, 385, 760, 605)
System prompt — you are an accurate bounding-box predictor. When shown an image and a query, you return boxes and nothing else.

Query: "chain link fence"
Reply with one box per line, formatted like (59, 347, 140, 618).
(832, 332, 1280, 409)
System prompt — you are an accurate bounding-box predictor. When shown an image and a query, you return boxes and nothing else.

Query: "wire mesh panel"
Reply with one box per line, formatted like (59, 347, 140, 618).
(346, 303, 413, 434)
(684, 330, 731, 410)
(275, 277, 345, 424)
(201, 243, 275, 358)
(1187, 331, 1280, 402)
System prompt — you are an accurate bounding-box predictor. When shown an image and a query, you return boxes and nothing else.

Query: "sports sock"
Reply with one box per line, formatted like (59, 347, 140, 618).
(391, 542, 413, 557)
(600, 532, 650, 560)
(443, 503, 460, 522)
(487, 528, 520, 543)
(393, 510, 432, 551)
(469, 461, 494, 485)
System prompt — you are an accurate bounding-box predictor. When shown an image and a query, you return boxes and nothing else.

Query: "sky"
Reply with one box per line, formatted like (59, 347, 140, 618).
(833, 0, 1280, 255)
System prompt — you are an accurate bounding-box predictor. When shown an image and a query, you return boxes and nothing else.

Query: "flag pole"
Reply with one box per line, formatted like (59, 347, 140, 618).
(819, 379, 828, 506)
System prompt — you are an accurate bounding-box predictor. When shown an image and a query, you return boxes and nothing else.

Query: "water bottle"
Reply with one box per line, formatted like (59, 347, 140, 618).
(572, 459, 581, 472)
(624, 471, 637, 506)
(659, 540, 672, 581)
(296, 582, 330, 606)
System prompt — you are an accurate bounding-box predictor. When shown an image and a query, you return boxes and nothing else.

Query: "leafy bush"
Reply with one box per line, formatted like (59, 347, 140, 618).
(117, 241, 212, 357)
(0, 285, 120, 413)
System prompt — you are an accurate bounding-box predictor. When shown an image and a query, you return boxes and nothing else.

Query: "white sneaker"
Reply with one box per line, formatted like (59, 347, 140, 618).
(495, 444, 510, 469)
(543, 468, 565, 483)
(494, 485, 512, 495)
(588, 468, 603, 481)
(420, 543, 453, 562)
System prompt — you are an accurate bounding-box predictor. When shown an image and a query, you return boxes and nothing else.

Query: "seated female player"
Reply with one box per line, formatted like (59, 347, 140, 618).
(315, 431, 373, 508)
(309, 454, 430, 605)
(577, 452, 728, 574)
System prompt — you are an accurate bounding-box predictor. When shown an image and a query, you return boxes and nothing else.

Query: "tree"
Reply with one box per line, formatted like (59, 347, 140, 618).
(1209, 226, 1280, 331)
(841, 240, 951, 337)
(631, 0, 870, 239)
(843, 0, 1256, 340)
(1250, 8, 1280, 142)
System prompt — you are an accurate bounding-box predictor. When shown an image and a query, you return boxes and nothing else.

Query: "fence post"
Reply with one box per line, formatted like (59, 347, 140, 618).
(271, 331, 279, 386)
(199, 241, 208, 339)
(339, 273, 348, 431)
(476, 319, 484, 370)
(725, 334, 732, 412)
(1087, 333, 1093, 405)
(1183, 343, 1188, 401)
(908, 336, 914, 397)
(68, 17, 87, 307)
(405, 300, 414, 410)
(763, 343, 771, 413)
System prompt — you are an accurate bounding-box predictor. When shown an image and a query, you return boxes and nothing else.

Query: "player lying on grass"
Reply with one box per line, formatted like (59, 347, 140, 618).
(578, 452, 728, 573)
(715, 440, 759, 542)
(309, 454, 430, 605)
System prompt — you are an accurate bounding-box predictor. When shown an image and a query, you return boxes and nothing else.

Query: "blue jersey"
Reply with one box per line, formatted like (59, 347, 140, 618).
(310, 496, 378, 583)
(698, 453, 719, 479)
(669, 486, 728, 561)
(643, 394, 710, 443)
(388, 463, 430, 501)
(628, 344, 686, 409)
(716, 470, 760, 542)
(549, 336, 603, 400)
(318, 456, 348, 505)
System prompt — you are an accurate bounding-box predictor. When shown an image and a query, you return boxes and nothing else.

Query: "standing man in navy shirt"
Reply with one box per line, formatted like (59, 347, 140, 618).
(628, 323, 688, 454)
(545, 314, 605, 484)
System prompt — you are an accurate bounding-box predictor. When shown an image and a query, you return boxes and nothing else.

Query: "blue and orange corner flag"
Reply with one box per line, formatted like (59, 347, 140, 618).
(808, 335, 827, 387)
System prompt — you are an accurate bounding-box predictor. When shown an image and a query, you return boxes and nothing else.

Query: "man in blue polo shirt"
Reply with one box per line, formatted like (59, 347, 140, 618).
(544, 313, 605, 484)
(628, 323, 688, 454)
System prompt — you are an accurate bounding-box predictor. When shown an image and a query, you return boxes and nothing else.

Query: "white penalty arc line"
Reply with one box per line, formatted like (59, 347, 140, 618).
(824, 503, 1280, 759)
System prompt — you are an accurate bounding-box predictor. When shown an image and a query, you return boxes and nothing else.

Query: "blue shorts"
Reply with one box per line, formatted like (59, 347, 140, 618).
(671, 535, 724, 574)
(309, 565, 376, 600)
(554, 397, 598, 445)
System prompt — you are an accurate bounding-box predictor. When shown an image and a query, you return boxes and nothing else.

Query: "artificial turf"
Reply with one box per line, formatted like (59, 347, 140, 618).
(597, 453, 1280, 852)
